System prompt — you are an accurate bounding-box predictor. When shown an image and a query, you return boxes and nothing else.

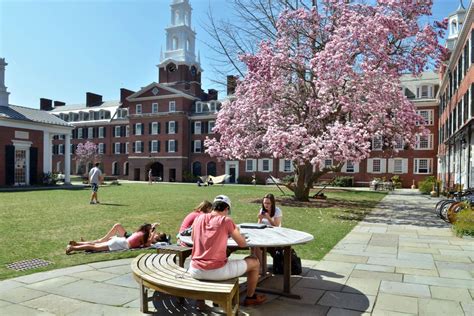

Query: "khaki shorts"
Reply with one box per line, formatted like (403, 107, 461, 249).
(106, 236, 129, 251)
(189, 259, 247, 281)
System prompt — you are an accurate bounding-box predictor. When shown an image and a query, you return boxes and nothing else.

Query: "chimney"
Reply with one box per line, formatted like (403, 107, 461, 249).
(54, 101, 66, 108)
(227, 75, 237, 96)
(40, 98, 53, 111)
(86, 92, 103, 107)
(208, 89, 218, 101)
(120, 88, 135, 103)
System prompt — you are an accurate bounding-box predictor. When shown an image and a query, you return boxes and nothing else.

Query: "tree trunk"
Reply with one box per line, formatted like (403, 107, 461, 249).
(293, 162, 314, 201)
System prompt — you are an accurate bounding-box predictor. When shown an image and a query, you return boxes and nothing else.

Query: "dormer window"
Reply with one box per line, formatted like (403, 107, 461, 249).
(416, 85, 433, 99)
(196, 102, 202, 113)
(209, 101, 217, 112)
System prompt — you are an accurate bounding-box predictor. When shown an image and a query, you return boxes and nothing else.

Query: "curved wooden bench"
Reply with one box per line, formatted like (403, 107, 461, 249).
(131, 253, 239, 315)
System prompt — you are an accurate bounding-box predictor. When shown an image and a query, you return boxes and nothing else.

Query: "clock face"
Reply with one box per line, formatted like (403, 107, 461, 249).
(167, 63, 177, 72)
(191, 66, 197, 76)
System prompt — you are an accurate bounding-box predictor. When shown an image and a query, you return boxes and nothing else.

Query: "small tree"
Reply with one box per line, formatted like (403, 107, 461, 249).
(75, 141, 100, 174)
(205, 1, 447, 201)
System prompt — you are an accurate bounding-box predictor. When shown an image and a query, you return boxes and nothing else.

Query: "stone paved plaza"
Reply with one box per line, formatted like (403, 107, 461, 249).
(0, 189, 472, 315)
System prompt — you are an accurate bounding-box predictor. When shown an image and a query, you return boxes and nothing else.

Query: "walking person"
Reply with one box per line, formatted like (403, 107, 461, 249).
(89, 162, 103, 204)
(148, 169, 153, 185)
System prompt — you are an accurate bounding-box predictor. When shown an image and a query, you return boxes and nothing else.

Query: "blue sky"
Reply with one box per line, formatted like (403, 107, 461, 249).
(0, 0, 466, 109)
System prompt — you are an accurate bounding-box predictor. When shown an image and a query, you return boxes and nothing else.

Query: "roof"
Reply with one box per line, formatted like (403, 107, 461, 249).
(0, 105, 72, 127)
(50, 100, 121, 113)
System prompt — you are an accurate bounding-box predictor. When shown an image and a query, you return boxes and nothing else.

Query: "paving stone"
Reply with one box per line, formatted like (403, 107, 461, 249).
(21, 294, 88, 315)
(371, 309, 416, 316)
(368, 257, 435, 270)
(67, 303, 144, 316)
(400, 237, 449, 245)
(99, 264, 135, 275)
(399, 242, 430, 248)
(460, 245, 474, 251)
(332, 249, 397, 259)
(418, 298, 464, 316)
(430, 286, 473, 302)
(355, 263, 395, 273)
(365, 246, 398, 254)
(0, 280, 25, 294)
(373, 293, 418, 314)
(350, 270, 403, 282)
(404, 275, 474, 289)
(25, 276, 78, 292)
(399, 246, 439, 254)
(104, 273, 139, 289)
(439, 250, 474, 257)
(395, 267, 438, 277)
(438, 268, 473, 280)
(72, 269, 119, 281)
(398, 252, 435, 262)
(379, 280, 431, 298)
(430, 244, 462, 250)
(318, 291, 374, 312)
(435, 261, 474, 271)
(327, 307, 371, 316)
(461, 301, 474, 316)
(279, 287, 325, 304)
(87, 258, 133, 269)
(343, 277, 381, 295)
(368, 227, 388, 233)
(433, 254, 472, 263)
(0, 286, 48, 304)
(0, 303, 55, 315)
(295, 276, 346, 291)
(13, 264, 93, 284)
(313, 261, 356, 274)
(324, 254, 368, 264)
(0, 300, 11, 308)
(417, 230, 454, 237)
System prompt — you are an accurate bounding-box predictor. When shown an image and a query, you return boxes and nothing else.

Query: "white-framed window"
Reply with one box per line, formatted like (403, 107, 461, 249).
(135, 141, 142, 153)
(368, 158, 386, 173)
(258, 159, 273, 172)
(152, 103, 158, 113)
(168, 121, 176, 134)
(58, 144, 64, 155)
(125, 142, 129, 154)
(99, 110, 106, 120)
(209, 101, 217, 112)
(136, 104, 142, 114)
(151, 140, 159, 153)
(114, 143, 121, 154)
(98, 127, 105, 138)
(135, 123, 142, 135)
(417, 85, 433, 99)
(126, 126, 130, 137)
(98, 143, 104, 154)
(388, 158, 408, 174)
(394, 137, 404, 150)
(346, 161, 355, 173)
(193, 140, 202, 153)
(414, 158, 432, 174)
(372, 136, 383, 150)
(415, 134, 433, 150)
(324, 159, 333, 169)
(208, 121, 215, 134)
(283, 160, 292, 172)
(77, 128, 83, 139)
(88, 127, 93, 139)
(169, 101, 176, 112)
(246, 159, 257, 172)
(394, 159, 403, 173)
(168, 140, 176, 152)
(196, 102, 202, 113)
(151, 122, 159, 135)
(373, 159, 381, 172)
(417, 109, 434, 125)
(194, 121, 201, 134)
(115, 126, 121, 138)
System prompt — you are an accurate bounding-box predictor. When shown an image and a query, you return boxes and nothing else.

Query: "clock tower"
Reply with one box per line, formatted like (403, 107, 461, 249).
(158, 0, 202, 96)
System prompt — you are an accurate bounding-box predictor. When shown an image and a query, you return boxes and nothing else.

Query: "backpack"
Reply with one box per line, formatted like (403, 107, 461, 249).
(272, 248, 302, 275)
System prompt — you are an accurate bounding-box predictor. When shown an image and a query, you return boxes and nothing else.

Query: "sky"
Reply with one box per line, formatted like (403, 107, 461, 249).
(0, 0, 468, 109)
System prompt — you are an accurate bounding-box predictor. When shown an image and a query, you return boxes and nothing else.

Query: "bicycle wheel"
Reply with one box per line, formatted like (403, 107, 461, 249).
(441, 201, 454, 222)
(447, 202, 468, 223)
(435, 199, 454, 217)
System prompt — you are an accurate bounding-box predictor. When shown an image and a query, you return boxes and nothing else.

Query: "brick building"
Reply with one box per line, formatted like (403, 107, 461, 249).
(437, 1, 474, 190)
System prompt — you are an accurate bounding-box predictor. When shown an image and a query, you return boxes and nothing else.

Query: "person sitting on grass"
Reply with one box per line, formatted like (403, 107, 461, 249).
(66, 223, 166, 254)
(189, 195, 266, 307)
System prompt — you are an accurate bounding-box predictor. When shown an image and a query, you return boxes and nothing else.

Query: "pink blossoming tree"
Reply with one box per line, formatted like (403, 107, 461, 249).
(75, 141, 100, 174)
(205, 0, 447, 201)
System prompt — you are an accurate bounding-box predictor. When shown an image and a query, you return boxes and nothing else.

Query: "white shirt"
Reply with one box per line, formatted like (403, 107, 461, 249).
(89, 167, 102, 184)
(259, 207, 282, 227)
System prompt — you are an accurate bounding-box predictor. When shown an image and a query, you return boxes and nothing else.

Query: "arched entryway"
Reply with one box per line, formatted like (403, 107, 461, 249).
(207, 161, 216, 176)
(147, 162, 164, 181)
(192, 161, 202, 176)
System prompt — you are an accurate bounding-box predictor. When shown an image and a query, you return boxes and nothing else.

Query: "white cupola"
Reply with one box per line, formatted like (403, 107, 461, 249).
(0, 58, 10, 107)
(446, 0, 467, 51)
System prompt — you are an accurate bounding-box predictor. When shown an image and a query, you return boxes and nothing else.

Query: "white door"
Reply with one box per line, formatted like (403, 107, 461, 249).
(225, 161, 239, 183)
(15, 149, 27, 186)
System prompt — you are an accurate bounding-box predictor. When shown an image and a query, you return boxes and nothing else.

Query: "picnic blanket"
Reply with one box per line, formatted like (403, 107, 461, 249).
(85, 241, 170, 254)
(199, 174, 230, 184)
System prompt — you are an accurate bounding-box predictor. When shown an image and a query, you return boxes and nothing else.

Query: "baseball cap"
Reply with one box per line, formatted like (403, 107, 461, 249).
(213, 195, 232, 213)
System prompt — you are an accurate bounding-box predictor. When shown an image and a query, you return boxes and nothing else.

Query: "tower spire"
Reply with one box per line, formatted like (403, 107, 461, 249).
(0, 58, 10, 107)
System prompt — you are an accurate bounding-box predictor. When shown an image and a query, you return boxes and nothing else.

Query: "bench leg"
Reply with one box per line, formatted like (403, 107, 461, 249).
(139, 283, 149, 313)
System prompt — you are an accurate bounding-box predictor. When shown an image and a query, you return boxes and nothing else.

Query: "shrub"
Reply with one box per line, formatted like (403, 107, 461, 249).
(182, 171, 198, 183)
(391, 175, 402, 189)
(42, 172, 58, 185)
(452, 207, 474, 237)
(237, 175, 254, 184)
(282, 174, 295, 183)
(333, 176, 354, 187)
(418, 176, 436, 195)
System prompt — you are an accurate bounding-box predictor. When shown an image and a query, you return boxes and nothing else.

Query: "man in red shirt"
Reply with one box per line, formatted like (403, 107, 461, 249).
(189, 195, 266, 306)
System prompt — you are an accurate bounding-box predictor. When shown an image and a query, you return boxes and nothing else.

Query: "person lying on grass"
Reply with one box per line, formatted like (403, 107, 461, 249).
(66, 222, 166, 254)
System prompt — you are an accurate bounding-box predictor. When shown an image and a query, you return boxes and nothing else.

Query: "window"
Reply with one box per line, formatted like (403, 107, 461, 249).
(394, 159, 403, 174)
(152, 103, 158, 113)
(346, 161, 354, 173)
(88, 127, 93, 139)
(262, 160, 270, 171)
(125, 142, 129, 154)
(114, 143, 121, 154)
(98, 143, 104, 154)
(136, 104, 142, 114)
(208, 121, 215, 134)
(58, 144, 64, 155)
(373, 159, 381, 173)
(196, 102, 202, 113)
(372, 136, 383, 150)
(151, 140, 159, 153)
(417, 110, 434, 125)
(394, 137, 404, 150)
(246, 159, 256, 172)
(209, 102, 217, 112)
(284, 160, 292, 172)
(168, 140, 176, 152)
(115, 126, 121, 137)
(194, 121, 201, 134)
(135, 123, 142, 135)
(324, 159, 332, 169)
(126, 126, 130, 137)
(98, 127, 105, 138)
(112, 162, 119, 176)
(169, 121, 176, 134)
(193, 140, 202, 153)
(77, 128, 83, 139)
(151, 122, 159, 135)
(99, 110, 106, 120)
(135, 141, 142, 153)
(415, 134, 433, 150)
(414, 158, 432, 174)
(169, 101, 176, 112)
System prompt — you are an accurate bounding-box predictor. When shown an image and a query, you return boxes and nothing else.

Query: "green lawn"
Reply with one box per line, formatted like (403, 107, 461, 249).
(0, 183, 386, 280)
